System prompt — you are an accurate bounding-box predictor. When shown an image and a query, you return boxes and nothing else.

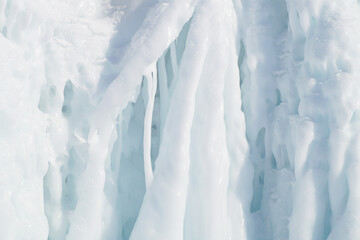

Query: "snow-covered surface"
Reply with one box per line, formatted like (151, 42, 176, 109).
(1, 0, 360, 239)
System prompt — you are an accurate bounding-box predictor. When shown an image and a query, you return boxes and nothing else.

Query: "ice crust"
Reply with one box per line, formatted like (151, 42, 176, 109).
(1, 0, 360, 239)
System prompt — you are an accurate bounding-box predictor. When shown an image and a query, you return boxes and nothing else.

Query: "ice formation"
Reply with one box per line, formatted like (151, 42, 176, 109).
(1, 0, 360, 239)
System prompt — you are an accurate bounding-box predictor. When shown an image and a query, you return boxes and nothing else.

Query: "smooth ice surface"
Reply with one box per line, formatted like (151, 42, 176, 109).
(1, 0, 360, 239)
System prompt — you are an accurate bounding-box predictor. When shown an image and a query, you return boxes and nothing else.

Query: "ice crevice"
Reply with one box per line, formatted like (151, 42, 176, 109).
(1, 0, 360, 239)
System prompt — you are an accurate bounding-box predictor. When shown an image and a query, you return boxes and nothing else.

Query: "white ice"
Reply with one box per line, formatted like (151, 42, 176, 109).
(1, 0, 360, 239)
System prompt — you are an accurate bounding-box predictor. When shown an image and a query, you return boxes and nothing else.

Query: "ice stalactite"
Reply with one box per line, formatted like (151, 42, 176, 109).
(143, 66, 157, 189)
(239, 0, 360, 239)
(271, 1, 360, 239)
(285, 1, 360, 239)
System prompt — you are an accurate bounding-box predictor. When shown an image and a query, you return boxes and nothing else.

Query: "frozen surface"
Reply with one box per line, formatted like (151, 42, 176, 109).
(1, 0, 360, 239)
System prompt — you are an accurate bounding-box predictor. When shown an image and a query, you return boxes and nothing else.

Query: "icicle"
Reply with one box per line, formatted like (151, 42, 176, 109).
(143, 65, 157, 188)
(157, 54, 169, 140)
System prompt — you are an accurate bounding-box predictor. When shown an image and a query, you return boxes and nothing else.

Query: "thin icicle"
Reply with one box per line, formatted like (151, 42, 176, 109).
(143, 66, 157, 188)
(157, 54, 169, 140)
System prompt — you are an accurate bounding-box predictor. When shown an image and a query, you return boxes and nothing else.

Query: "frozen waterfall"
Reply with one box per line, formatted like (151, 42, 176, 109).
(1, 0, 360, 239)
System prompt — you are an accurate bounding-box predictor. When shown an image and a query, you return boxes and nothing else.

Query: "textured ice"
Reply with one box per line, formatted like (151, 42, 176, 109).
(1, 0, 360, 239)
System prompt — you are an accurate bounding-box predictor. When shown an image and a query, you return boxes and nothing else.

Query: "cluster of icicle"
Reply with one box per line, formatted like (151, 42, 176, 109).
(1, 0, 360, 239)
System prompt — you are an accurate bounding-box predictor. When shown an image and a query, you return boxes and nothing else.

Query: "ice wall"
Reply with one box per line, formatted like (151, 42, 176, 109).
(1, 0, 360, 239)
